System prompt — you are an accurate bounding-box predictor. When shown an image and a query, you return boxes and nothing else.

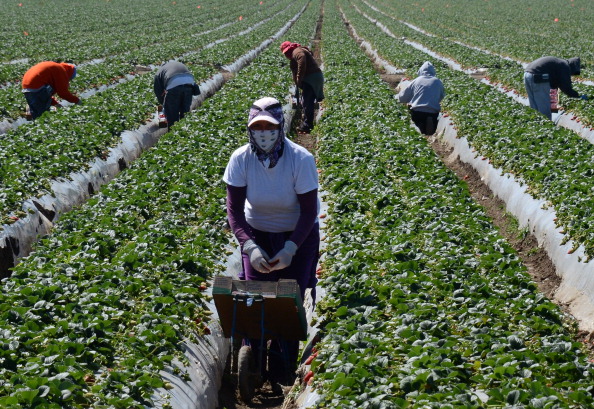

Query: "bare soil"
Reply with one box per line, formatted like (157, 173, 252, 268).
(216, 377, 292, 409)
(425, 134, 561, 297)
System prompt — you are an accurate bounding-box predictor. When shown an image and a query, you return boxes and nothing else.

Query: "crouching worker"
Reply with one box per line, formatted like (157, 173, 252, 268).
(153, 61, 201, 128)
(524, 56, 586, 120)
(397, 61, 445, 135)
(223, 97, 320, 390)
(22, 61, 80, 120)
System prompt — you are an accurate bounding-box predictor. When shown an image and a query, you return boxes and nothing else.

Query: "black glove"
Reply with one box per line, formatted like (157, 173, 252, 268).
(192, 83, 201, 96)
(580, 94, 588, 101)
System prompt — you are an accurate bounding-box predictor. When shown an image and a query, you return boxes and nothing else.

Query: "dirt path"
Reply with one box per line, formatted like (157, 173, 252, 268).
(217, 376, 289, 409)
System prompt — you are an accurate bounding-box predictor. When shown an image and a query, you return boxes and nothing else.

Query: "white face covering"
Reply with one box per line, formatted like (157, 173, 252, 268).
(252, 129, 280, 153)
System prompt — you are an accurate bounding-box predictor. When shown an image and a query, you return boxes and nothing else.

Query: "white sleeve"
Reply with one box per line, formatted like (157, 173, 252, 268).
(223, 149, 247, 187)
(294, 153, 319, 194)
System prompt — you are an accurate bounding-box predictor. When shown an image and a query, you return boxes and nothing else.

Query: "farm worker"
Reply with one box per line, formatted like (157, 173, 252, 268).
(22, 61, 80, 120)
(153, 61, 201, 128)
(397, 61, 445, 135)
(223, 96, 320, 388)
(524, 56, 586, 120)
(280, 41, 324, 133)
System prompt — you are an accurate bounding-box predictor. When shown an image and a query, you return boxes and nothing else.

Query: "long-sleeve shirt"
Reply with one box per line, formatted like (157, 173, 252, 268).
(22, 61, 79, 105)
(290, 47, 322, 87)
(525, 56, 580, 98)
(398, 61, 445, 113)
(226, 185, 318, 249)
(153, 61, 196, 105)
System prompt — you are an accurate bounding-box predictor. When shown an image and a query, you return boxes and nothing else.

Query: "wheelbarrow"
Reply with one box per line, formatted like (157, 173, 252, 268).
(213, 276, 307, 402)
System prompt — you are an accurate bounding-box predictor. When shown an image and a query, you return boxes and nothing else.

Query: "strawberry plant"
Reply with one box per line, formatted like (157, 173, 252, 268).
(0, 1, 320, 406)
(308, 3, 594, 407)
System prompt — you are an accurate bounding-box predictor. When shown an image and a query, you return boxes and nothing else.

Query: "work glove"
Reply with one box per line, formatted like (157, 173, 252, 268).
(243, 239, 272, 273)
(580, 94, 589, 101)
(269, 241, 298, 272)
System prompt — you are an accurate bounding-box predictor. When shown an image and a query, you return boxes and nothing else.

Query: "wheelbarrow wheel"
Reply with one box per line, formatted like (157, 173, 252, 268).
(238, 345, 260, 402)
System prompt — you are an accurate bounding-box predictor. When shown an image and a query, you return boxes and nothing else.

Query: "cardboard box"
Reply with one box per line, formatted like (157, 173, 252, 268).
(213, 276, 307, 340)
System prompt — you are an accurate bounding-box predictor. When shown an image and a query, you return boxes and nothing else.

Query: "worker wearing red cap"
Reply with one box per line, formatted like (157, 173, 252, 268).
(280, 41, 324, 133)
(22, 61, 80, 120)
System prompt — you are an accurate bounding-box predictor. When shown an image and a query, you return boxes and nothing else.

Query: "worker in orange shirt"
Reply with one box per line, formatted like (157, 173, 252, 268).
(22, 61, 80, 120)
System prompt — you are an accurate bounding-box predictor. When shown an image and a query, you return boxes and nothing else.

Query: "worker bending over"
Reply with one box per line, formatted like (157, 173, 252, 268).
(524, 56, 587, 120)
(22, 61, 80, 120)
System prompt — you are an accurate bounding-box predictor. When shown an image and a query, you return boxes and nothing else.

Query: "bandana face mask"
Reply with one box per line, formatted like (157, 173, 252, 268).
(251, 129, 280, 152)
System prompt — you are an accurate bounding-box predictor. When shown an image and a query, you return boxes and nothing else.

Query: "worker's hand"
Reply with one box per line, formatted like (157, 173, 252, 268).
(269, 241, 298, 271)
(580, 94, 589, 101)
(243, 239, 272, 273)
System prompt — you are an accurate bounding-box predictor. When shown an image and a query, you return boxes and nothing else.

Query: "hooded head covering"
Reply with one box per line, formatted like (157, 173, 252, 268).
(60, 63, 77, 80)
(247, 97, 285, 168)
(280, 41, 301, 58)
(568, 57, 581, 75)
(418, 61, 436, 77)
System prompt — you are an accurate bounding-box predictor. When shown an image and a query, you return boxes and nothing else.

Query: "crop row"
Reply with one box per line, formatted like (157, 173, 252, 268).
(0, 0, 295, 122)
(308, 2, 594, 407)
(0, 0, 322, 406)
(368, 0, 594, 79)
(350, 0, 594, 129)
(0, 0, 257, 82)
(339, 0, 594, 261)
(0, 0, 304, 226)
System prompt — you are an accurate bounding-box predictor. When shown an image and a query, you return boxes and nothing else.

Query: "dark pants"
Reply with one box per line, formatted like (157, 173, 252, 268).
(163, 84, 193, 128)
(240, 223, 320, 385)
(300, 82, 316, 131)
(24, 85, 53, 120)
(410, 109, 439, 135)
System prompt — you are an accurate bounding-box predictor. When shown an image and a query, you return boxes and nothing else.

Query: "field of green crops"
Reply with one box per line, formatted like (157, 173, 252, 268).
(2, 0, 594, 407)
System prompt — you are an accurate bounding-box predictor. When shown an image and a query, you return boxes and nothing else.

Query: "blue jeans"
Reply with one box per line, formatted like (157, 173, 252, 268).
(524, 72, 551, 120)
(24, 85, 53, 120)
(163, 84, 193, 128)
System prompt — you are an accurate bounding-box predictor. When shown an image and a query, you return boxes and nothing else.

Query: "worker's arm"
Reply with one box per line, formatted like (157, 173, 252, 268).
(558, 70, 580, 98)
(226, 184, 255, 248)
(397, 81, 414, 104)
(268, 189, 317, 271)
(154, 75, 166, 105)
(294, 51, 307, 87)
(53, 70, 80, 104)
(288, 189, 318, 247)
(227, 184, 273, 273)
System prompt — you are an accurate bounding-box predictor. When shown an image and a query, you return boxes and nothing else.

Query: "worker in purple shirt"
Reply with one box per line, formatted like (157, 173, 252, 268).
(223, 96, 320, 388)
(524, 56, 587, 120)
